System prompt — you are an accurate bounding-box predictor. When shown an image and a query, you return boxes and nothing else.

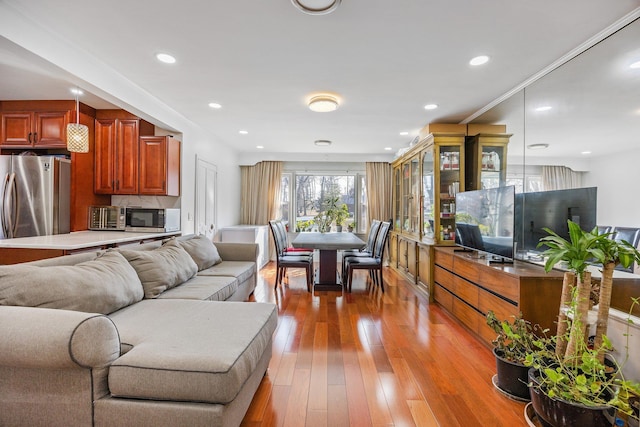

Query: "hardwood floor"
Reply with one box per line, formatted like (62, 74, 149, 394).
(242, 263, 529, 426)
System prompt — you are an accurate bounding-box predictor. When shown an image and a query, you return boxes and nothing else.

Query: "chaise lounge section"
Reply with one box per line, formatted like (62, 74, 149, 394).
(0, 234, 277, 427)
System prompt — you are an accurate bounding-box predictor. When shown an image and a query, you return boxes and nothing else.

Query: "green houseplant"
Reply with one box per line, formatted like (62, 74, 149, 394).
(525, 221, 640, 426)
(486, 310, 548, 400)
(334, 204, 349, 232)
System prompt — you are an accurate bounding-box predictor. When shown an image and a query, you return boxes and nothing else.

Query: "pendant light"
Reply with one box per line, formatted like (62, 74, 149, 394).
(67, 88, 89, 153)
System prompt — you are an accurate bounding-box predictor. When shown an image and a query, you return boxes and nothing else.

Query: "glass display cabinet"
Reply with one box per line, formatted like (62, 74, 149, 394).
(465, 133, 511, 190)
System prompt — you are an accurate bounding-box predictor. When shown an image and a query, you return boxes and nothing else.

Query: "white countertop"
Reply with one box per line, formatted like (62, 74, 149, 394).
(0, 230, 181, 250)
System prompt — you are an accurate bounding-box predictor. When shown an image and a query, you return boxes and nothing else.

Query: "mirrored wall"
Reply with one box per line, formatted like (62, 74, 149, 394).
(469, 16, 640, 314)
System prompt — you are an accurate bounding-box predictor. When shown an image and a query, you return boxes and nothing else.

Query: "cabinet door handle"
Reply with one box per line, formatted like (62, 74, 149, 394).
(33, 132, 37, 143)
(28, 132, 32, 143)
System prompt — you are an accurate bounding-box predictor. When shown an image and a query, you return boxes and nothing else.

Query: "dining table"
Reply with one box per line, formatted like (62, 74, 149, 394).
(291, 232, 366, 290)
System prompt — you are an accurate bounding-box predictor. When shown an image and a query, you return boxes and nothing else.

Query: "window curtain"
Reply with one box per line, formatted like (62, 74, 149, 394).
(240, 161, 283, 259)
(542, 165, 582, 190)
(366, 162, 393, 264)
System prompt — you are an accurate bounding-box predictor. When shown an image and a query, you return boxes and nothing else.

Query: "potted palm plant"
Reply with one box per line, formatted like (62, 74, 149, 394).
(525, 221, 640, 426)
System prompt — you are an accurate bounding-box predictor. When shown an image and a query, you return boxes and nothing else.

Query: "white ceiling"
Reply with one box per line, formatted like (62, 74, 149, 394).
(1, 0, 639, 158)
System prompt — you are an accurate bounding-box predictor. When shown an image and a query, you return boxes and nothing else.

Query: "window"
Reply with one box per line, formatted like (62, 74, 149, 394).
(279, 172, 367, 233)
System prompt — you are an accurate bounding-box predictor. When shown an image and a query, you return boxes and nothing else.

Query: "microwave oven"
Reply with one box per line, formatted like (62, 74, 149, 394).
(88, 206, 126, 231)
(125, 208, 180, 232)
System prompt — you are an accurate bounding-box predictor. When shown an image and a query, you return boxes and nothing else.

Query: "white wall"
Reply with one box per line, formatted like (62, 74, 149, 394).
(583, 148, 640, 228)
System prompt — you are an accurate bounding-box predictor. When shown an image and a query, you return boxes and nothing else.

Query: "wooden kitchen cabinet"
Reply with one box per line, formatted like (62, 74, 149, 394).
(139, 135, 181, 196)
(94, 111, 154, 195)
(1, 110, 68, 148)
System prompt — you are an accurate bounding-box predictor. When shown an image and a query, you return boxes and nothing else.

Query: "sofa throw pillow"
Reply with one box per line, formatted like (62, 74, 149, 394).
(177, 234, 222, 271)
(119, 239, 198, 298)
(0, 251, 144, 314)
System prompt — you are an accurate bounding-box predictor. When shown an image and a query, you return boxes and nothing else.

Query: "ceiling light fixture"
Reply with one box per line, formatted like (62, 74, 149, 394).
(291, 0, 341, 15)
(256, 145, 264, 149)
(239, 130, 248, 135)
(208, 102, 222, 109)
(66, 88, 89, 153)
(384, 147, 392, 151)
(314, 140, 332, 146)
(308, 95, 339, 112)
(399, 131, 409, 136)
(156, 53, 176, 64)
(630, 60, 640, 69)
(535, 106, 552, 112)
(424, 104, 438, 110)
(527, 143, 549, 150)
(581, 151, 592, 155)
(469, 55, 490, 66)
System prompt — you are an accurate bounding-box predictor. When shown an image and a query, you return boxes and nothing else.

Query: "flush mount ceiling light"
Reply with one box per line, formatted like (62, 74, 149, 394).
(291, 0, 341, 15)
(308, 94, 339, 112)
(527, 143, 549, 150)
(66, 88, 89, 153)
(424, 104, 438, 110)
(535, 106, 552, 112)
(156, 53, 176, 64)
(630, 60, 640, 69)
(399, 131, 409, 136)
(314, 140, 332, 146)
(469, 55, 490, 66)
(208, 102, 222, 109)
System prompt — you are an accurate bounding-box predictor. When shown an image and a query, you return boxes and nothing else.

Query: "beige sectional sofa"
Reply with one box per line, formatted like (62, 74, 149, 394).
(0, 234, 277, 427)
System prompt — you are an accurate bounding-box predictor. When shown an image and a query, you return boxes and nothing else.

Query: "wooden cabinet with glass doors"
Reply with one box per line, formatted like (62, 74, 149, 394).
(464, 133, 511, 190)
(390, 132, 465, 298)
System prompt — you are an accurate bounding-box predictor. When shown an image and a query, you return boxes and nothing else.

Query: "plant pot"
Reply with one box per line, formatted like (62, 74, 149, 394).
(528, 368, 617, 427)
(493, 348, 531, 400)
(336, 225, 343, 232)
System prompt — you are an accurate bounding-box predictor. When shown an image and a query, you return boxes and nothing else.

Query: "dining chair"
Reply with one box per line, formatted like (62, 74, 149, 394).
(611, 226, 640, 273)
(274, 220, 313, 256)
(341, 219, 381, 279)
(269, 220, 313, 291)
(345, 221, 391, 292)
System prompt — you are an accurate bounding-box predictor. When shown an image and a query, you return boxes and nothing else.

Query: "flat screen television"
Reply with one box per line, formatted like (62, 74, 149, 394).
(514, 186, 597, 260)
(454, 185, 515, 261)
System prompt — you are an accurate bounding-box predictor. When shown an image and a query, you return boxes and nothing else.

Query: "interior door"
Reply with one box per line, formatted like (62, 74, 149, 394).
(195, 155, 217, 240)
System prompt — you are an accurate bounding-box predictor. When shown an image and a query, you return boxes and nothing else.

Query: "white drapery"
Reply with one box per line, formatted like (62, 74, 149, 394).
(542, 165, 582, 190)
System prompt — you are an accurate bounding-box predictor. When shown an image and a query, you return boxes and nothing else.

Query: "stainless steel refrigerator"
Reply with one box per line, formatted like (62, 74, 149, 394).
(1, 155, 70, 239)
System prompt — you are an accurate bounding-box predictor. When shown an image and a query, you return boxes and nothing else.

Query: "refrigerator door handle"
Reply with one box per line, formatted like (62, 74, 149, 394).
(4, 172, 17, 239)
(1, 173, 10, 237)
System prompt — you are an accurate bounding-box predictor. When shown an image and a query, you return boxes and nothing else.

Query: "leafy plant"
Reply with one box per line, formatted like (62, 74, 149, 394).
(486, 310, 548, 364)
(334, 204, 349, 226)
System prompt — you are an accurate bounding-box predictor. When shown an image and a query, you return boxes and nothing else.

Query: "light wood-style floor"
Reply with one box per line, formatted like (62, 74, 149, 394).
(242, 263, 529, 426)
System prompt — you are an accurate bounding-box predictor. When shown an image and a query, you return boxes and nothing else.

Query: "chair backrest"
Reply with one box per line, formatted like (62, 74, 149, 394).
(597, 225, 612, 236)
(268, 220, 286, 256)
(364, 220, 382, 252)
(612, 226, 640, 247)
(372, 221, 391, 259)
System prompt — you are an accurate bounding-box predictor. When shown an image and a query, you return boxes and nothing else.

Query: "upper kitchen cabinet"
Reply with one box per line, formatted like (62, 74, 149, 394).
(139, 135, 180, 196)
(0, 101, 75, 148)
(94, 110, 154, 195)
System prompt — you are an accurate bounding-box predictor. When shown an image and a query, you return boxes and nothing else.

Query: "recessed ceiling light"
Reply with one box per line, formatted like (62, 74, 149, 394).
(208, 102, 222, 109)
(527, 143, 549, 150)
(399, 131, 409, 136)
(291, 0, 341, 15)
(70, 88, 83, 95)
(535, 106, 552, 112)
(256, 145, 264, 149)
(314, 140, 332, 146)
(308, 94, 339, 112)
(384, 147, 392, 151)
(469, 55, 489, 66)
(156, 53, 176, 64)
(239, 130, 248, 135)
(424, 104, 438, 110)
(630, 60, 640, 69)
(581, 151, 592, 155)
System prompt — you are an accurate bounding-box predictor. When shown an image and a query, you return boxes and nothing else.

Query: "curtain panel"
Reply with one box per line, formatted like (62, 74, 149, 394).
(365, 161, 393, 228)
(240, 161, 283, 259)
(542, 165, 582, 190)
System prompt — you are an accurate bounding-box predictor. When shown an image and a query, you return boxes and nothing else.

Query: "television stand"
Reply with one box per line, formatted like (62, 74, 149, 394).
(488, 256, 514, 264)
(453, 247, 474, 253)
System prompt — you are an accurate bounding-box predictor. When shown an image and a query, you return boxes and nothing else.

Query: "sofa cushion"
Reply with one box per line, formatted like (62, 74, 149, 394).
(107, 299, 278, 404)
(0, 251, 143, 314)
(197, 261, 255, 284)
(119, 239, 198, 299)
(156, 275, 239, 301)
(177, 234, 222, 271)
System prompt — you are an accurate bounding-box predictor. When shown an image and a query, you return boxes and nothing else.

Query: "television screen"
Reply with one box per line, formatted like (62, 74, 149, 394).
(514, 187, 597, 260)
(454, 186, 515, 261)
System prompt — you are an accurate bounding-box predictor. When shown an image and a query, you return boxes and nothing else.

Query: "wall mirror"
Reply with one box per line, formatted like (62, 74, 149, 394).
(469, 16, 640, 315)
